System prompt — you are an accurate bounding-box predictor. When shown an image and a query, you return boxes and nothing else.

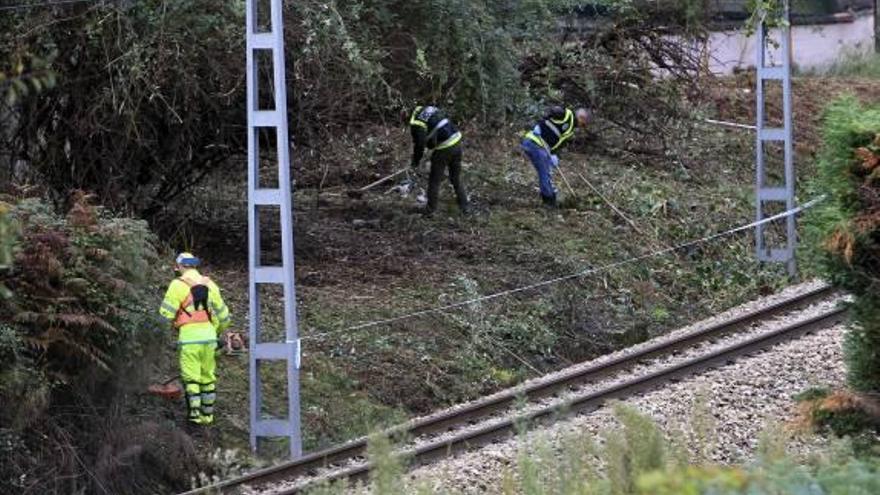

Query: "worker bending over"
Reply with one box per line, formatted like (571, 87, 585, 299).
(159, 252, 231, 426)
(408, 105, 469, 214)
(521, 106, 590, 207)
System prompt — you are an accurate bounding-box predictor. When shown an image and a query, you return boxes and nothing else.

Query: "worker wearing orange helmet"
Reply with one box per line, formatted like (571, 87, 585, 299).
(158, 252, 231, 426)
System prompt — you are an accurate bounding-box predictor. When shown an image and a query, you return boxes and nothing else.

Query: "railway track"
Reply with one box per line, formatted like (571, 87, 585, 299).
(184, 284, 842, 495)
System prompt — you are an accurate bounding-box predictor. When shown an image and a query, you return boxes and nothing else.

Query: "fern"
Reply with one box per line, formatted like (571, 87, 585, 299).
(1, 193, 157, 380)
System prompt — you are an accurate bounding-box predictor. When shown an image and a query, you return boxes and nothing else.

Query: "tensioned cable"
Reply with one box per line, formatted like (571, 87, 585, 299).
(303, 196, 825, 342)
(703, 118, 757, 130)
(0, 0, 101, 11)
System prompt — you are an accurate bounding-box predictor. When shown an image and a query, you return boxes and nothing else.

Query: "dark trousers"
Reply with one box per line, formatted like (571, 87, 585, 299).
(427, 145, 468, 212)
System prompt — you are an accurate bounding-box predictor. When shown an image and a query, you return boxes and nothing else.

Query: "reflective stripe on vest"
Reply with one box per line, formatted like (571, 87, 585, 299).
(524, 131, 551, 154)
(552, 109, 576, 150)
(174, 276, 212, 328)
(410, 106, 428, 128)
(435, 131, 462, 150)
(539, 109, 575, 152)
(426, 118, 449, 143)
(177, 338, 219, 346)
(412, 106, 458, 150)
(543, 119, 562, 140)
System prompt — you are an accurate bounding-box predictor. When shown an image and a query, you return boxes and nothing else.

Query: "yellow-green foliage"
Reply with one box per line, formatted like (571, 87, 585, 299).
(367, 431, 406, 495)
(637, 466, 749, 495)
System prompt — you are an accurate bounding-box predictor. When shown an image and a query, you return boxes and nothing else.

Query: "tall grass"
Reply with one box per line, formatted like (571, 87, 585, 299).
(803, 50, 880, 79)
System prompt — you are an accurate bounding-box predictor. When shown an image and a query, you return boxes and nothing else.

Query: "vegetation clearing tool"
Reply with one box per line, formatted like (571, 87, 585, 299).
(346, 168, 408, 199)
(147, 332, 247, 399)
(148, 375, 183, 400)
(555, 163, 579, 199)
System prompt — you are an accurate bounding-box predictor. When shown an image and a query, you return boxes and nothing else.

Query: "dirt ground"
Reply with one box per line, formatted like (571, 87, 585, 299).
(165, 74, 880, 457)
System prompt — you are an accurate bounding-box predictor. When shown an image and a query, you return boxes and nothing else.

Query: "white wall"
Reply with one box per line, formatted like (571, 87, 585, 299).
(707, 12, 875, 74)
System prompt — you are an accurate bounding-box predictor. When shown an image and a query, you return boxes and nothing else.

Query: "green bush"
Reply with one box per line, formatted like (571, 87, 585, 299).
(1, 1, 245, 216)
(803, 96, 880, 393)
(283, 0, 568, 133)
(2, 194, 159, 379)
(0, 194, 194, 494)
(3, 0, 715, 216)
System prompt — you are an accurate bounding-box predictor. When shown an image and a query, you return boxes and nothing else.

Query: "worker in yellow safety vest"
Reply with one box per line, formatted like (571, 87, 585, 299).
(408, 105, 469, 214)
(521, 106, 590, 207)
(159, 252, 231, 425)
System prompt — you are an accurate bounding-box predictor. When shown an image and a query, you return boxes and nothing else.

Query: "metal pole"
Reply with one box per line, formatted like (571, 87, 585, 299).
(246, 0, 302, 458)
(755, 0, 796, 277)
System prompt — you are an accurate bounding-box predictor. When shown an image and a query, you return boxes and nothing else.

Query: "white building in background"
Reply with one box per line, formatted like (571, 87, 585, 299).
(707, 9, 875, 74)
(569, 1, 876, 75)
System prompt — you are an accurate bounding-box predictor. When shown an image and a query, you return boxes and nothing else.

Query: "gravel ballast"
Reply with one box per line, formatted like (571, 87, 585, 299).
(405, 323, 847, 494)
(248, 281, 847, 494)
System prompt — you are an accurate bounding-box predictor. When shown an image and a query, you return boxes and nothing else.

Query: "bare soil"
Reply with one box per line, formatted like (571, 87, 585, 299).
(168, 75, 880, 457)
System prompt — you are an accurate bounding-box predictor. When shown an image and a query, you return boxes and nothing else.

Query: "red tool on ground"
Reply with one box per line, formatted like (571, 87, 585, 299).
(148, 375, 183, 400)
(148, 332, 247, 399)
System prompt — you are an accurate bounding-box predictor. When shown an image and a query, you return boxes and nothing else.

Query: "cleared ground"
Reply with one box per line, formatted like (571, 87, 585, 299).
(148, 75, 880, 458)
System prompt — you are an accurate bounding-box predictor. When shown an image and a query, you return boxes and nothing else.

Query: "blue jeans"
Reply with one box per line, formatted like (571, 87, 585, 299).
(521, 138, 557, 200)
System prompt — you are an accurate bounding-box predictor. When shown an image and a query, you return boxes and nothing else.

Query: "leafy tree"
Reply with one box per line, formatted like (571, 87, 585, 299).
(1, 0, 713, 216)
(0, 53, 56, 106)
(1, 1, 245, 216)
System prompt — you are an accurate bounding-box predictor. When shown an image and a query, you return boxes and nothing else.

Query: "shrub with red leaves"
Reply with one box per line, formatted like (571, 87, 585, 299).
(0, 194, 196, 494)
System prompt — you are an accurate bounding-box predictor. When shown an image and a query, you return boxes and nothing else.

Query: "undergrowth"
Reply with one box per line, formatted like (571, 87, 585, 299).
(802, 96, 880, 393)
(201, 118, 797, 455)
(795, 388, 880, 456)
(0, 193, 200, 494)
(804, 50, 880, 79)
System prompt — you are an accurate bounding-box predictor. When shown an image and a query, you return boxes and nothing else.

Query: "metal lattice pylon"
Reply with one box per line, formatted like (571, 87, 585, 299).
(755, 1, 796, 276)
(246, 0, 302, 458)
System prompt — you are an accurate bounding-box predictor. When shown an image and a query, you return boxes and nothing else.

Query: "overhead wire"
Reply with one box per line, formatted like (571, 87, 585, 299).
(303, 196, 826, 342)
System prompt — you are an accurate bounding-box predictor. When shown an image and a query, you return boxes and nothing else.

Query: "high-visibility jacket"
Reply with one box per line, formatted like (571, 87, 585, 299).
(525, 107, 576, 153)
(159, 269, 231, 344)
(410, 105, 462, 168)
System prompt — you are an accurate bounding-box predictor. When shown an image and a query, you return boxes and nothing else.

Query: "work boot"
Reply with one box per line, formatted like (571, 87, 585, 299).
(183, 417, 204, 436)
(541, 194, 558, 208)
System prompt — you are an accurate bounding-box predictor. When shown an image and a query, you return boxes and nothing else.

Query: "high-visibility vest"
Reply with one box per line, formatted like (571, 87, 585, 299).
(526, 108, 576, 153)
(174, 275, 212, 328)
(410, 106, 462, 150)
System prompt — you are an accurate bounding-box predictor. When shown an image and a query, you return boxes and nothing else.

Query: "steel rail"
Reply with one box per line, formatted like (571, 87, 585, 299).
(182, 284, 838, 494)
(287, 305, 846, 494)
